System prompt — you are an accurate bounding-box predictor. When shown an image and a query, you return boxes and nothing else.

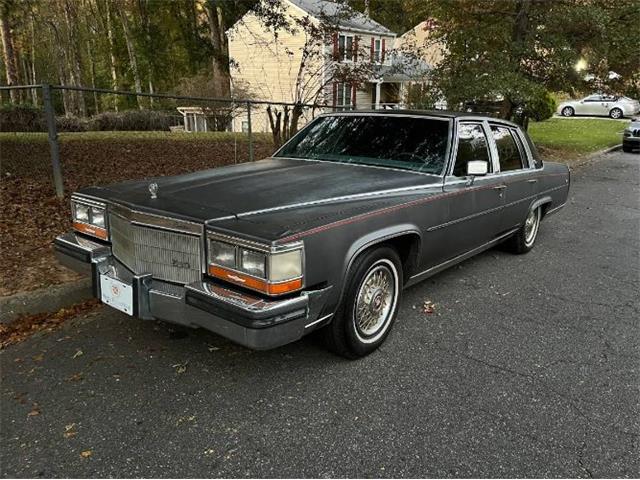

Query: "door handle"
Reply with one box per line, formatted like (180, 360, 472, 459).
(527, 179, 538, 184)
(493, 185, 507, 190)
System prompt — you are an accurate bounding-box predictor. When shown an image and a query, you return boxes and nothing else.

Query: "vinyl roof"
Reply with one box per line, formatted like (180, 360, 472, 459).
(323, 109, 520, 126)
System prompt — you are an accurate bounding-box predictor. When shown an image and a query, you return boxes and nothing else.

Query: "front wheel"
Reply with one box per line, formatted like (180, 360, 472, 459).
(561, 106, 574, 117)
(503, 207, 542, 254)
(322, 246, 402, 358)
(609, 108, 623, 119)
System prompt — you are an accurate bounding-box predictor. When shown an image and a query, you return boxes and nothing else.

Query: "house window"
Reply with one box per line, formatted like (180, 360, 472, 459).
(373, 39, 381, 63)
(241, 120, 249, 133)
(336, 82, 353, 110)
(338, 34, 354, 61)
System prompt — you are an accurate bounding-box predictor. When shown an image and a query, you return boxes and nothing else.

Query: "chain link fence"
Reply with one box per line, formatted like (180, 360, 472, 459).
(0, 84, 334, 295)
(0, 84, 334, 198)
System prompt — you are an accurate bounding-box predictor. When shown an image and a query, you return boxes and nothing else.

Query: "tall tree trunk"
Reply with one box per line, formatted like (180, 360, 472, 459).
(139, 0, 154, 107)
(87, 39, 99, 113)
(205, 0, 231, 98)
(0, 16, 19, 103)
(117, 2, 142, 108)
(63, 0, 86, 117)
(501, 0, 532, 124)
(48, 20, 74, 115)
(105, 0, 119, 111)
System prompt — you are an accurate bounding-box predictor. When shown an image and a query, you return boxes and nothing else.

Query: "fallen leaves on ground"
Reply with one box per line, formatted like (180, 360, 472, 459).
(27, 404, 40, 417)
(64, 423, 77, 438)
(0, 299, 100, 349)
(72, 349, 84, 359)
(80, 450, 92, 458)
(0, 138, 275, 297)
(423, 300, 436, 314)
(172, 361, 189, 374)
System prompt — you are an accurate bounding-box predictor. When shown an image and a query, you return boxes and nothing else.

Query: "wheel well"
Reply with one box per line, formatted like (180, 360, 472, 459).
(539, 201, 553, 219)
(381, 233, 421, 282)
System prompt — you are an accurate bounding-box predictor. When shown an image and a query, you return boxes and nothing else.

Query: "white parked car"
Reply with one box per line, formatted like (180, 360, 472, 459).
(558, 94, 640, 119)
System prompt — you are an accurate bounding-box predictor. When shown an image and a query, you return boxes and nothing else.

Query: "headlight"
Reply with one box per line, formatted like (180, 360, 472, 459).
(240, 249, 266, 277)
(623, 129, 631, 137)
(75, 204, 90, 222)
(71, 197, 108, 240)
(207, 234, 303, 295)
(209, 240, 236, 268)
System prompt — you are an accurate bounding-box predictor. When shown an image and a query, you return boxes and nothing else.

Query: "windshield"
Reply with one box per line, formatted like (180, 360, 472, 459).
(275, 115, 450, 175)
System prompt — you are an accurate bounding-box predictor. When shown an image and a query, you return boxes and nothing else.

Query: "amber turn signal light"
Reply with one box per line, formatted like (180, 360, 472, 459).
(208, 265, 302, 295)
(73, 221, 108, 240)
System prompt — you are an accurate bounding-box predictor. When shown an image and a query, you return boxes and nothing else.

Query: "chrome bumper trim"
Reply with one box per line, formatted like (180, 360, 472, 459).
(54, 232, 332, 350)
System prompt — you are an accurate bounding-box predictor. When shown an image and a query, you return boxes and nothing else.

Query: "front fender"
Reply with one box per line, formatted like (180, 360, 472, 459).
(342, 223, 422, 287)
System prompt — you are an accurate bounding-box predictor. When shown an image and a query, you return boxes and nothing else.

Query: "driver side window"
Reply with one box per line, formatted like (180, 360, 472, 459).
(453, 123, 491, 177)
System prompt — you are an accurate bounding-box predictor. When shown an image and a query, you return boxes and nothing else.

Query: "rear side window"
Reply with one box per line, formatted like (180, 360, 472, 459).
(491, 126, 524, 171)
(522, 130, 543, 169)
(453, 123, 491, 176)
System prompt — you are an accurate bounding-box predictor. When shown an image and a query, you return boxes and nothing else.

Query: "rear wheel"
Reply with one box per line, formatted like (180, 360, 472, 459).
(322, 246, 402, 358)
(609, 107, 623, 119)
(503, 207, 542, 254)
(561, 106, 574, 117)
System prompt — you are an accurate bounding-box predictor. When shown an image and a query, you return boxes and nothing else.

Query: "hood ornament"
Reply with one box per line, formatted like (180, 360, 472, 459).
(148, 182, 158, 199)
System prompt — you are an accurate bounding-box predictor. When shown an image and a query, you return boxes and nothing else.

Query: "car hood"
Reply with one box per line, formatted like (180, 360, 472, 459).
(80, 157, 442, 223)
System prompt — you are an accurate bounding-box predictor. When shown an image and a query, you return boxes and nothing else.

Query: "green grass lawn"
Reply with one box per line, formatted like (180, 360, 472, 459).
(0, 118, 625, 158)
(528, 117, 626, 157)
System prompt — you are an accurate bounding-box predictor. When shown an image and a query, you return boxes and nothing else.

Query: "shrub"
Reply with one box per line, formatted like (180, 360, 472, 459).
(0, 104, 44, 132)
(56, 115, 87, 132)
(87, 109, 180, 131)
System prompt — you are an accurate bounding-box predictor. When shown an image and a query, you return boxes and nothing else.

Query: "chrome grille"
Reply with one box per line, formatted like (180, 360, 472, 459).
(109, 213, 201, 284)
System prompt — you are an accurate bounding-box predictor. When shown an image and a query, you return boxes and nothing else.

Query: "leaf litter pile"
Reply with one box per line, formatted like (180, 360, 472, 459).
(0, 299, 100, 349)
(0, 135, 274, 297)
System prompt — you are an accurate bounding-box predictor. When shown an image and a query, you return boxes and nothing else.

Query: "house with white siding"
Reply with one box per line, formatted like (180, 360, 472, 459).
(227, 0, 418, 132)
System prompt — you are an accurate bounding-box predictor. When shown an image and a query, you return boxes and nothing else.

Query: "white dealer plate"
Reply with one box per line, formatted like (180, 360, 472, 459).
(100, 275, 133, 316)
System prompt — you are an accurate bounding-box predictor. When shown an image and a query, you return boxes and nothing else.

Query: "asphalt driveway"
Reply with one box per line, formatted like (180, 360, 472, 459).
(1, 151, 638, 478)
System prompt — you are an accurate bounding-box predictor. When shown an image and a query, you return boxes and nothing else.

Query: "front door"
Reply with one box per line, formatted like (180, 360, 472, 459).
(581, 95, 603, 115)
(437, 121, 505, 261)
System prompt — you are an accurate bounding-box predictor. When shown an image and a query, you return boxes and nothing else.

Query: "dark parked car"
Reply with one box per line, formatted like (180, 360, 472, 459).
(55, 111, 570, 358)
(623, 117, 640, 153)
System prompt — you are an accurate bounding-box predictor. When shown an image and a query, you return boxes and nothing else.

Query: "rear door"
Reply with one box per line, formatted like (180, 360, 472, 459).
(440, 121, 504, 259)
(489, 124, 537, 233)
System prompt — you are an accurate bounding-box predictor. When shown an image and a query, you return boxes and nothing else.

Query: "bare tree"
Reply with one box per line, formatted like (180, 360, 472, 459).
(260, 11, 375, 146)
(204, 0, 231, 98)
(116, 0, 143, 108)
(0, 8, 19, 103)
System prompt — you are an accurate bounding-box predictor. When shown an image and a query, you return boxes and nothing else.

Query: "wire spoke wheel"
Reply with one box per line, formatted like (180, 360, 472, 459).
(354, 264, 396, 339)
(524, 208, 541, 247)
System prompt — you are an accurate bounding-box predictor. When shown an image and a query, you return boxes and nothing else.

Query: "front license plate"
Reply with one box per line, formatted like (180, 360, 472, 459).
(100, 275, 133, 316)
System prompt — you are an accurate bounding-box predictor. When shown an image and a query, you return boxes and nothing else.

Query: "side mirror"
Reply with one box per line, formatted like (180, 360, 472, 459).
(467, 160, 488, 176)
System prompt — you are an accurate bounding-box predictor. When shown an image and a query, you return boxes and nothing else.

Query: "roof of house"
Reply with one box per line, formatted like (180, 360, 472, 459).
(288, 0, 395, 36)
(373, 52, 431, 82)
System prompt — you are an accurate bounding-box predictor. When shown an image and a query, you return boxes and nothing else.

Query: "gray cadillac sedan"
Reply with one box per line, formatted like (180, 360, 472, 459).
(55, 111, 570, 358)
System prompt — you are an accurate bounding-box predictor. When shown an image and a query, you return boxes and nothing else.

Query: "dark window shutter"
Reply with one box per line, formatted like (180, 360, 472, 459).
(332, 33, 338, 60)
(352, 83, 357, 108)
(370, 38, 375, 61)
(353, 36, 358, 62)
(381, 38, 386, 63)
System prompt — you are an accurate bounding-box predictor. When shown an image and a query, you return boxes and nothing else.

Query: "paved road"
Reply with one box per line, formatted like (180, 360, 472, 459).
(2, 152, 639, 478)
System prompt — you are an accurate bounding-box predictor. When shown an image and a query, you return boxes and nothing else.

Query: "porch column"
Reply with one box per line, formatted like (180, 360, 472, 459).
(375, 82, 381, 110)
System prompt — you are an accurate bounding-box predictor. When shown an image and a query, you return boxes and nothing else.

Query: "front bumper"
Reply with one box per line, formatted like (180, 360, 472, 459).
(623, 136, 640, 151)
(54, 232, 332, 350)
